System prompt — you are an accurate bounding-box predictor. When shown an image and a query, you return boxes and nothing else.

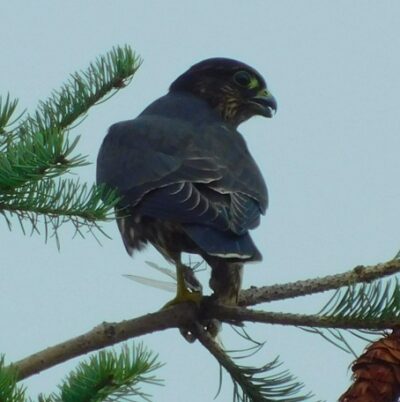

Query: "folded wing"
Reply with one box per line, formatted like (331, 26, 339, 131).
(97, 114, 267, 260)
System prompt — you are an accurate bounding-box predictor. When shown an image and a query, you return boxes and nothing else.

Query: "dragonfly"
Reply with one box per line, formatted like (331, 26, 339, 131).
(123, 259, 205, 294)
(124, 259, 221, 342)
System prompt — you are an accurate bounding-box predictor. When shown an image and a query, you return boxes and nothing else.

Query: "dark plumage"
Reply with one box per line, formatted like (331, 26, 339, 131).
(97, 58, 276, 326)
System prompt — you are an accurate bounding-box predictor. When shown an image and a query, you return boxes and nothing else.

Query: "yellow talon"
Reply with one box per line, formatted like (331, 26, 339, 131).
(163, 290, 202, 308)
(163, 262, 202, 308)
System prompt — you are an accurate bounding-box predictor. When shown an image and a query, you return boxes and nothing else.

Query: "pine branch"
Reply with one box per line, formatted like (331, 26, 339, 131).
(0, 45, 141, 240)
(239, 259, 400, 306)
(14, 303, 390, 384)
(194, 323, 312, 402)
(318, 278, 400, 327)
(0, 179, 119, 242)
(291, 278, 400, 355)
(11, 303, 198, 381)
(45, 343, 162, 402)
(11, 259, 400, 383)
(0, 126, 85, 191)
(298, 277, 400, 355)
(120, 259, 400, 307)
(209, 305, 400, 331)
(1, 46, 141, 192)
(21, 45, 141, 134)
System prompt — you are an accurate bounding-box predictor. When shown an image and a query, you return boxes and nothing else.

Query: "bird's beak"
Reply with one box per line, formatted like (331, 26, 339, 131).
(250, 89, 277, 118)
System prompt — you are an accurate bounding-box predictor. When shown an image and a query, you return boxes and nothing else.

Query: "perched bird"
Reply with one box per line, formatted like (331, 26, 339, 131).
(97, 58, 276, 325)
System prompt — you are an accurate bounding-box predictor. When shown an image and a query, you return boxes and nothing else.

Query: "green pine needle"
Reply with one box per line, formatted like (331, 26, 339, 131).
(318, 278, 400, 324)
(0, 356, 26, 402)
(299, 326, 360, 356)
(0, 127, 86, 190)
(45, 343, 162, 402)
(21, 45, 142, 134)
(229, 356, 313, 402)
(1, 45, 141, 191)
(0, 94, 20, 134)
(305, 278, 400, 354)
(37, 395, 56, 402)
(0, 94, 23, 151)
(0, 179, 119, 243)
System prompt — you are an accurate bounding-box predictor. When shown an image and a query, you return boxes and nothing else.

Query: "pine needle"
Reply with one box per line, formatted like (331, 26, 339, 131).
(0, 356, 26, 402)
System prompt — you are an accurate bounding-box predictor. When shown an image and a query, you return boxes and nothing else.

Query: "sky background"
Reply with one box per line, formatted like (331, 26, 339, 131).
(1, 1, 400, 401)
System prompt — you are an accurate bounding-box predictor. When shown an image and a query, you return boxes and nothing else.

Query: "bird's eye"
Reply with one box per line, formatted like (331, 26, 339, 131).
(233, 71, 252, 87)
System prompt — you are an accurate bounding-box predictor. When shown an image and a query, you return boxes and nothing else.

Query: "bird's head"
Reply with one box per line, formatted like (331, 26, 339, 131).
(169, 58, 277, 127)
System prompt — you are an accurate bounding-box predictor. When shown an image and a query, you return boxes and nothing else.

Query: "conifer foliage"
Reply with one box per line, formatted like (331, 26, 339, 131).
(0, 45, 141, 242)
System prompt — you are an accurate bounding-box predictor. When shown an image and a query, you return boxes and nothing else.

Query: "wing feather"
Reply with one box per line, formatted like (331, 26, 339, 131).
(97, 112, 267, 234)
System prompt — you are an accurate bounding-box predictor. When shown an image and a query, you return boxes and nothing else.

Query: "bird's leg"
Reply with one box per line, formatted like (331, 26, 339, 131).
(209, 261, 243, 306)
(163, 261, 202, 308)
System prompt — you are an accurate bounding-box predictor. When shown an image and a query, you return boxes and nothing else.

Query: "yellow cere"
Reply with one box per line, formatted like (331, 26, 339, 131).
(257, 88, 269, 96)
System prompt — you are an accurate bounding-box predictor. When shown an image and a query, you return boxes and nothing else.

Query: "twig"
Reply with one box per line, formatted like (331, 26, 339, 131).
(195, 322, 309, 402)
(210, 305, 400, 330)
(194, 323, 257, 400)
(194, 322, 235, 375)
(239, 259, 400, 306)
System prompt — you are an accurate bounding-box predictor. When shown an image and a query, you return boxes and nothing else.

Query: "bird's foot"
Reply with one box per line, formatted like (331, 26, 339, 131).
(162, 288, 202, 308)
(162, 262, 203, 308)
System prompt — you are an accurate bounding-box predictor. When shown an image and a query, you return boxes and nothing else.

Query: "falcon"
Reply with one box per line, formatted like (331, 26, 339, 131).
(97, 58, 277, 316)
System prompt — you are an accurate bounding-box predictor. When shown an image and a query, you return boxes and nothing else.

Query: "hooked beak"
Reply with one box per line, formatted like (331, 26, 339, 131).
(250, 89, 277, 118)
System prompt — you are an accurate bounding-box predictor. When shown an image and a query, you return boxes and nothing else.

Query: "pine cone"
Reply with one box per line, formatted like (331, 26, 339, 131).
(339, 330, 400, 401)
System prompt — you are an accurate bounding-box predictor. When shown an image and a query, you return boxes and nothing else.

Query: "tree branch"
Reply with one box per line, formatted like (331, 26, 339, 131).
(194, 323, 254, 398)
(12, 303, 198, 381)
(209, 305, 399, 330)
(194, 322, 310, 401)
(10, 259, 400, 384)
(239, 259, 400, 306)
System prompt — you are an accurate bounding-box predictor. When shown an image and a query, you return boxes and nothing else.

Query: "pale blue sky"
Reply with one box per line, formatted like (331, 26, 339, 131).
(1, 1, 400, 401)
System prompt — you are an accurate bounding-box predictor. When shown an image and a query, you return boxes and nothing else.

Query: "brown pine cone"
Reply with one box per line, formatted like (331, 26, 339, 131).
(339, 329, 400, 401)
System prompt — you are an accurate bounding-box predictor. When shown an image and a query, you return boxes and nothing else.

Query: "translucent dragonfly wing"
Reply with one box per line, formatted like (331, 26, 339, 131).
(123, 274, 176, 293)
(145, 261, 177, 280)
(123, 260, 204, 293)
